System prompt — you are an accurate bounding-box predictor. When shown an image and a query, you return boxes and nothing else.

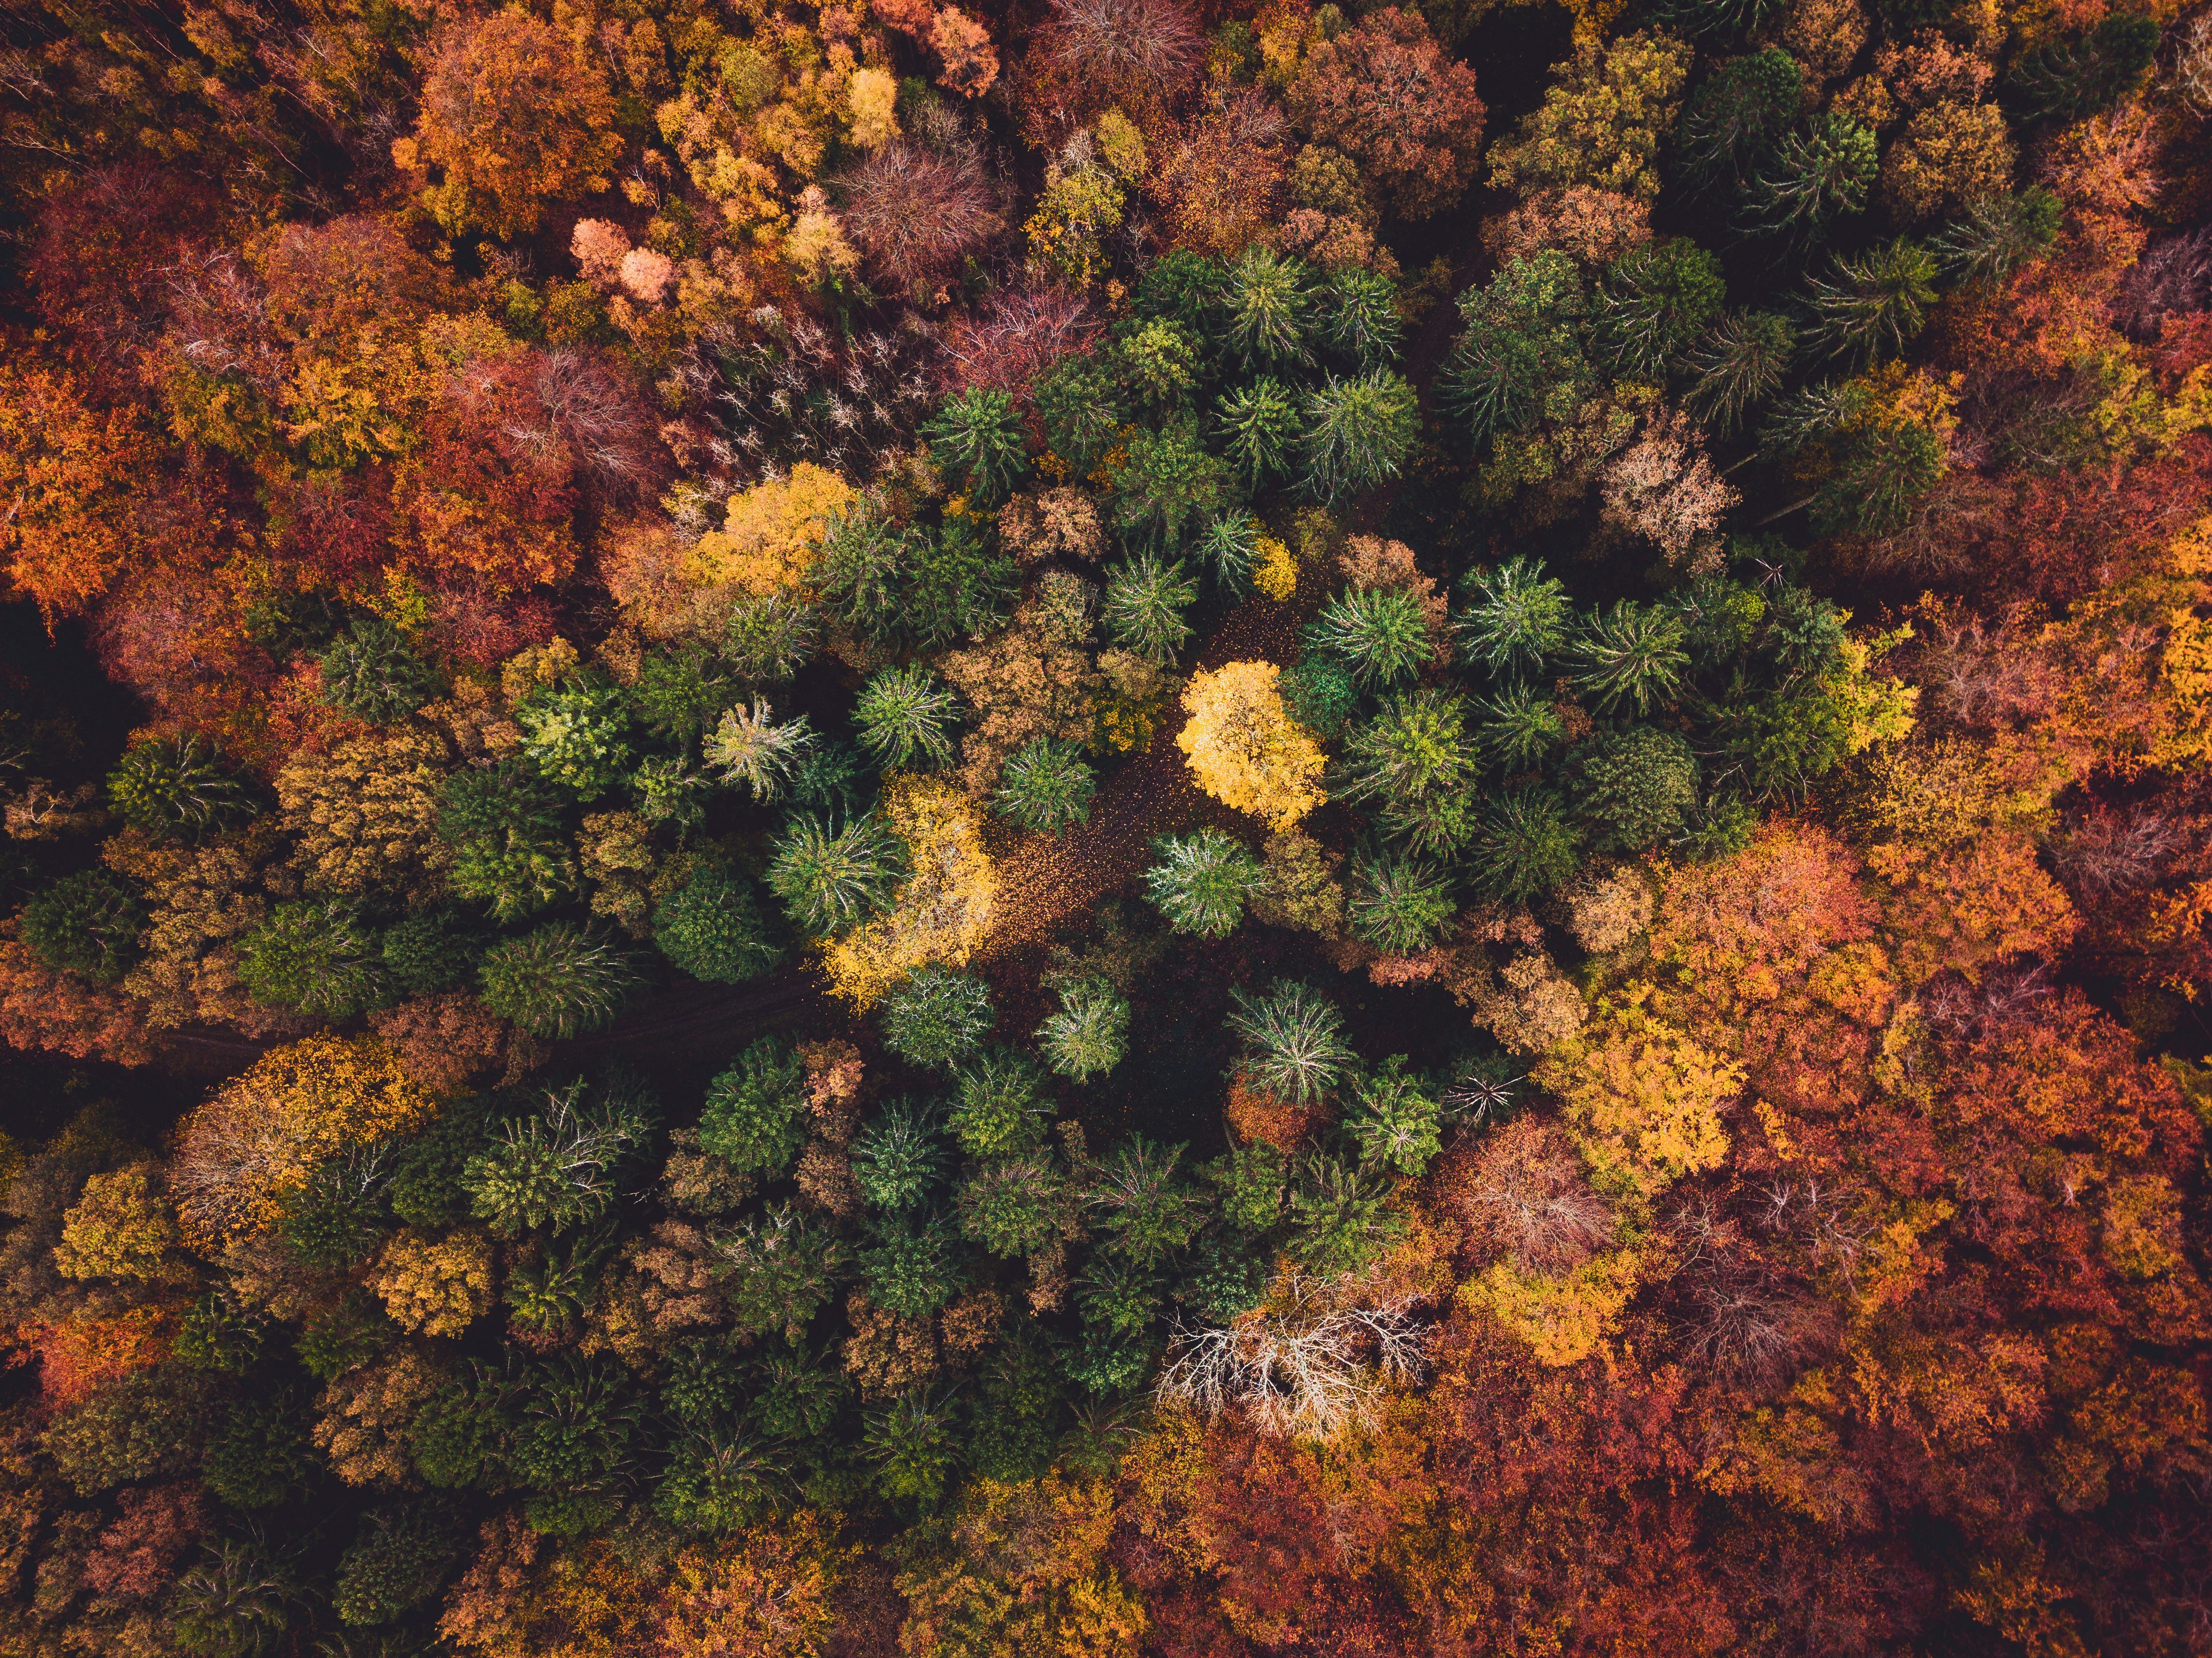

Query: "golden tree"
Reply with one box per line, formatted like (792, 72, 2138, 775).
(822, 777, 996, 1007)
(1176, 661, 1327, 831)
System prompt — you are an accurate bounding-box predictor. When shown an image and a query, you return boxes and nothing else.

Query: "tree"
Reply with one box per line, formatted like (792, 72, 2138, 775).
(1733, 113, 1876, 246)
(1440, 253, 1590, 448)
(992, 737, 1096, 835)
(1334, 688, 1481, 855)
(1468, 786, 1580, 904)
(722, 594, 820, 683)
(1347, 853, 1455, 953)
(769, 812, 903, 936)
(700, 1038, 809, 1176)
(107, 737, 247, 841)
(656, 1519, 847, 1657)
(1676, 48, 1804, 192)
(1457, 557, 1572, 678)
(1568, 725, 1699, 851)
(335, 1509, 458, 1626)
(20, 871, 144, 984)
(948, 1048, 1052, 1156)
(859, 1216, 965, 1320)
(1537, 1000, 1741, 1202)
(957, 1152, 1070, 1257)
(1930, 186, 2062, 288)
(1685, 310, 1794, 433)
(466, 1080, 652, 1235)
(1221, 247, 1313, 372)
(1487, 32, 1694, 204)
(368, 1229, 495, 1337)
(2007, 12, 2158, 124)
(1299, 372, 1420, 502)
(396, 9, 622, 238)
(1111, 425, 1231, 551)
(1287, 7, 1486, 219)
(518, 684, 633, 798)
(1091, 1137, 1203, 1266)
(0, 360, 154, 624)
(1036, 977, 1130, 1082)
(705, 698, 819, 801)
(1311, 584, 1434, 689)
(880, 966, 996, 1067)
(853, 1098, 947, 1210)
(1144, 829, 1265, 937)
(1591, 239, 1726, 380)
(1569, 601, 1691, 715)
(1217, 378, 1303, 488)
(277, 727, 456, 899)
(1802, 239, 1939, 368)
(655, 863, 782, 984)
(438, 762, 577, 923)
(236, 900, 385, 1017)
(854, 666, 959, 771)
(1176, 660, 1328, 830)
(922, 390, 1030, 506)
(318, 618, 444, 723)
(1227, 980, 1355, 1105)
(477, 924, 639, 1039)
(1101, 554, 1201, 665)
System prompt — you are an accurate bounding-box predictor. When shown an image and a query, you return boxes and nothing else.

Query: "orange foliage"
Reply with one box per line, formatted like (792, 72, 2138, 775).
(0, 360, 156, 624)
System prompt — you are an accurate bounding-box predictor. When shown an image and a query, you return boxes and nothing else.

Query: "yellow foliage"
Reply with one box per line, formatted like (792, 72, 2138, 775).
(1176, 661, 1327, 831)
(172, 1034, 437, 1250)
(681, 465, 855, 597)
(1535, 996, 1741, 1202)
(1251, 534, 1297, 601)
(847, 67, 899, 148)
(1466, 1247, 1642, 1366)
(53, 1166, 177, 1282)
(370, 1228, 496, 1336)
(659, 1512, 850, 1658)
(822, 777, 996, 1007)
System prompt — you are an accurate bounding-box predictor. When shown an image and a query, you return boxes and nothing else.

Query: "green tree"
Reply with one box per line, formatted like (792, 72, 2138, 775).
(1287, 1152, 1403, 1274)
(1334, 687, 1481, 855)
(1318, 266, 1403, 372)
(1676, 48, 1802, 189)
(1111, 422, 1232, 550)
(1685, 310, 1794, 433)
(957, 1153, 1068, 1257)
(768, 811, 903, 935)
(318, 617, 444, 723)
(1456, 557, 1572, 678)
(1300, 371, 1419, 502)
(107, 736, 247, 841)
(1034, 352, 1128, 472)
(656, 1429, 782, 1534)
(864, 1391, 957, 1505)
(1036, 976, 1130, 1082)
(1735, 113, 1876, 246)
(1475, 683, 1567, 770)
(636, 641, 740, 744)
(853, 1097, 946, 1210)
(465, 1079, 652, 1233)
(1802, 239, 1939, 369)
(1931, 186, 2062, 288)
(1091, 1137, 1204, 1266)
(334, 1510, 453, 1625)
(1102, 553, 1201, 664)
(1116, 316, 1202, 410)
(699, 1037, 809, 1175)
(859, 1213, 965, 1317)
(438, 761, 576, 922)
(992, 736, 1096, 835)
(1346, 853, 1454, 953)
(923, 389, 1031, 505)
(1215, 378, 1302, 488)
(237, 900, 385, 1017)
(1468, 785, 1580, 903)
(173, 1538, 304, 1658)
(1591, 239, 1726, 380)
(654, 862, 782, 983)
(1144, 828, 1264, 937)
(19, 870, 143, 983)
(722, 594, 821, 682)
(518, 684, 634, 797)
(1311, 583, 1433, 689)
(1221, 246, 1313, 372)
(1343, 1057, 1442, 1176)
(477, 924, 639, 1038)
(1441, 252, 1591, 448)
(2008, 11, 2158, 124)
(1568, 725, 1699, 851)
(1227, 979, 1355, 1105)
(880, 965, 996, 1067)
(853, 664, 957, 771)
(948, 1048, 1052, 1157)
(1569, 601, 1691, 715)
(706, 697, 820, 801)
(380, 906, 487, 998)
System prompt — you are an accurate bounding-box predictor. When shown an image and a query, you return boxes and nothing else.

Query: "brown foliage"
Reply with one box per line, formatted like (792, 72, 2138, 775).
(370, 994, 529, 1096)
(1287, 7, 1485, 220)
(1437, 1114, 1615, 1276)
(838, 142, 1004, 294)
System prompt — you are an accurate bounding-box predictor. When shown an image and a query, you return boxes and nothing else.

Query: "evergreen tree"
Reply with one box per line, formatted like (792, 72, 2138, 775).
(1144, 828, 1264, 937)
(921, 388, 1030, 505)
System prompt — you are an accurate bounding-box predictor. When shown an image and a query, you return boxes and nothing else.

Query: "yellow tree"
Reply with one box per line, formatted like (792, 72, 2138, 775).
(1177, 661, 1327, 831)
(1534, 994, 1741, 1204)
(822, 776, 996, 1007)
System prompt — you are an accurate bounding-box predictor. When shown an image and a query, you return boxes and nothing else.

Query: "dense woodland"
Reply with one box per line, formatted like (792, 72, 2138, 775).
(3, 0, 2212, 1648)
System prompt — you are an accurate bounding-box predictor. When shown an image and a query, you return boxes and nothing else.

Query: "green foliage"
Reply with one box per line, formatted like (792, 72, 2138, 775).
(237, 900, 385, 1017)
(438, 761, 576, 922)
(390, 1095, 498, 1228)
(465, 1078, 652, 1235)
(768, 811, 903, 935)
(509, 1354, 640, 1534)
(1442, 252, 1590, 446)
(1036, 975, 1130, 1082)
(174, 1292, 266, 1373)
(1335, 688, 1481, 856)
(948, 1048, 1051, 1157)
(992, 736, 1096, 835)
(173, 1539, 304, 1658)
(880, 965, 996, 1067)
(1803, 239, 1939, 369)
(1117, 316, 1203, 410)
(1456, 557, 1571, 679)
(1034, 352, 1128, 472)
(107, 735, 248, 841)
(902, 517, 1022, 651)
(1311, 583, 1433, 689)
(1592, 239, 1726, 380)
(477, 923, 638, 1038)
(814, 504, 911, 648)
(1288, 1153, 1404, 1275)
(43, 1367, 208, 1494)
(317, 618, 444, 723)
(859, 1212, 965, 1317)
(1216, 377, 1303, 488)
(1346, 852, 1455, 953)
(1144, 828, 1264, 937)
(1222, 246, 1313, 372)
(1090, 1137, 1204, 1267)
(19, 869, 144, 983)
(379, 906, 487, 998)
(717, 1205, 848, 1338)
(706, 697, 819, 802)
(2008, 12, 2158, 124)
(722, 593, 821, 682)
(1735, 113, 1877, 246)
(853, 664, 958, 770)
(1318, 266, 1404, 372)
(1931, 186, 2062, 288)
(698, 1037, 809, 1176)
(296, 1296, 393, 1382)
(1300, 371, 1419, 502)
(1809, 406, 1946, 537)
(334, 1510, 453, 1625)
(1101, 553, 1201, 664)
(506, 1239, 599, 1334)
(202, 1392, 312, 1508)
(1112, 423, 1233, 551)
(635, 641, 740, 745)
(1568, 725, 1700, 851)
(278, 1155, 392, 1268)
(1343, 1057, 1442, 1176)
(1280, 652, 1361, 739)
(1476, 683, 1567, 770)
(1178, 1236, 1271, 1323)
(751, 1344, 850, 1441)
(654, 861, 782, 983)
(660, 1338, 741, 1427)
(656, 1428, 782, 1533)
(864, 1392, 957, 1506)
(1227, 979, 1355, 1105)
(1468, 785, 1581, 903)
(1686, 310, 1794, 433)
(957, 1152, 1068, 1256)
(1676, 48, 1802, 189)
(1202, 1143, 1287, 1235)
(1079, 1255, 1163, 1335)
(1570, 601, 1691, 716)
(518, 683, 634, 797)
(922, 388, 1030, 505)
(853, 1097, 946, 1210)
